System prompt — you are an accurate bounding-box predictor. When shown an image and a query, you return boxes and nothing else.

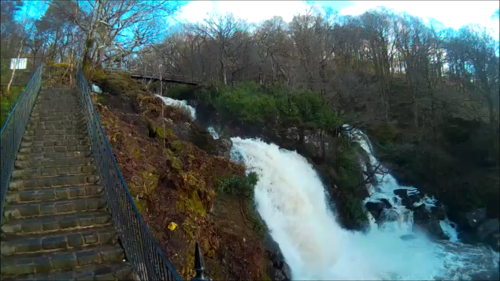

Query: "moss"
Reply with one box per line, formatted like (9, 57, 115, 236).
(164, 148, 183, 171)
(133, 197, 148, 214)
(170, 140, 184, 152)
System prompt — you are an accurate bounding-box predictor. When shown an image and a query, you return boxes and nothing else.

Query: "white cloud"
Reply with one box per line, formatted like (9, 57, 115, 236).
(178, 1, 313, 24)
(339, 1, 499, 40)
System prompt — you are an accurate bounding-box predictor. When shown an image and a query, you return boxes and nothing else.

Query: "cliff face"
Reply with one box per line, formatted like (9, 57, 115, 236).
(91, 73, 268, 280)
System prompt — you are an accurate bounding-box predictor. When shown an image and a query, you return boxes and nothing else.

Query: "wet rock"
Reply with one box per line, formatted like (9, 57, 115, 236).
(413, 204, 431, 224)
(282, 262, 292, 280)
(427, 219, 448, 240)
(380, 208, 399, 222)
(264, 233, 282, 261)
(393, 189, 408, 199)
(400, 234, 417, 241)
(465, 208, 488, 229)
(380, 198, 392, 208)
(413, 204, 448, 240)
(365, 201, 386, 219)
(271, 267, 290, 281)
(215, 138, 232, 158)
(476, 219, 500, 245)
(431, 205, 446, 220)
(455, 208, 488, 231)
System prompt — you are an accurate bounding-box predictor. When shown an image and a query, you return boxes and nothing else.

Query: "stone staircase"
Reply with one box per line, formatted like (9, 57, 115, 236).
(1, 88, 135, 280)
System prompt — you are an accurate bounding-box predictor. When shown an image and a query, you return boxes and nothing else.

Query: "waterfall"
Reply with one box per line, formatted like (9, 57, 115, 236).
(207, 126, 220, 139)
(231, 136, 499, 280)
(157, 96, 498, 280)
(155, 94, 197, 120)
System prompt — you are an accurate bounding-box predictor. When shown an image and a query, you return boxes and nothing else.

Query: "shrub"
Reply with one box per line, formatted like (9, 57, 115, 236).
(216, 172, 258, 201)
(168, 84, 192, 100)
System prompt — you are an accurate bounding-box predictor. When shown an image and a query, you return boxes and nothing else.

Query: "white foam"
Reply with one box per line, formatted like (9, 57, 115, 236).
(155, 94, 196, 120)
(230, 136, 499, 280)
(207, 126, 219, 139)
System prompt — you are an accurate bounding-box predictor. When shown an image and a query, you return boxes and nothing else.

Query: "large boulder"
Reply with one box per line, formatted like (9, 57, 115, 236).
(380, 208, 399, 222)
(453, 208, 488, 231)
(476, 219, 500, 251)
(431, 205, 446, 220)
(365, 201, 386, 219)
(393, 189, 408, 198)
(413, 204, 431, 224)
(413, 204, 448, 240)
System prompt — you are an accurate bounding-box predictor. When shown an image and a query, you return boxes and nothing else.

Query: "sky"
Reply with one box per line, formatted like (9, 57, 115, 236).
(13, 0, 499, 41)
(178, 1, 499, 40)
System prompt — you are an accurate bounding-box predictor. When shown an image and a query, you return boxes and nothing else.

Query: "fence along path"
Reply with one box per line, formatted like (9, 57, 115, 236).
(0, 64, 209, 281)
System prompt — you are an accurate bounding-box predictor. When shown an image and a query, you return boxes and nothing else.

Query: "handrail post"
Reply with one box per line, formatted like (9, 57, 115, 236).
(190, 242, 211, 281)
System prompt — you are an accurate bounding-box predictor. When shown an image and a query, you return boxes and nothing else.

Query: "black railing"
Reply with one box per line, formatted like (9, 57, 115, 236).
(76, 64, 209, 281)
(0, 64, 43, 225)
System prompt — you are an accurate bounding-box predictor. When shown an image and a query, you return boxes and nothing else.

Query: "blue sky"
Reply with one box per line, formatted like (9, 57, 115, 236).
(15, 1, 499, 41)
(178, 1, 499, 40)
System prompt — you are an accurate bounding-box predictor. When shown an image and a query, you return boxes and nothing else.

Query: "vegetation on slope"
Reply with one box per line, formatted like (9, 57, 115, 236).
(92, 72, 268, 280)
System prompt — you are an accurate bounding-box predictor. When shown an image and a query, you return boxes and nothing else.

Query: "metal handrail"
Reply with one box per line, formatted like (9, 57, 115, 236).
(103, 67, 201, 84)
(0, 64, 43, 225)
(76, 64, 187, 281)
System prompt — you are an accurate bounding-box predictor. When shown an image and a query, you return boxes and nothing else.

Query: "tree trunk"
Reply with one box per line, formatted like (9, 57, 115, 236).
(7, 39, 25, 94)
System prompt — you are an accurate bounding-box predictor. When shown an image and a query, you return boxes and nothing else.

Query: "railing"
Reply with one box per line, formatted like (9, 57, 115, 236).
(0, 64, 43, 225)
(76, 64, 209, 281)
(104, 67, 201, 84)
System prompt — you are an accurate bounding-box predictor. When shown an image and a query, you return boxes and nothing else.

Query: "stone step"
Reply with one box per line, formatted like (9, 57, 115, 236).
(22, 134, 88, 143)
(5, 185, 103, 204)
(15, 157, 94, 170)
(30, 112, 83, 119)
(2, 211, 111, 236)
(21, 139, 88, 148)
(1, 262, 134, 281)
(9, 174, 100, 190)
(0, 244, 125, 276)
(12, 165, 96, 179)
(24, 129, 87, 137)
(18, 144, 90, 154)
(27, 120, 82, 128)
(16, 151, 92, 162)
(1, 226, 117, 256)
(27, 115, 85, 123)
(3, 197, 107, 220)
(25, 123, 87, 132)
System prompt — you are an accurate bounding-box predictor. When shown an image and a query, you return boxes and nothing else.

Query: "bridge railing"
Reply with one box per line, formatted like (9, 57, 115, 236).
(76, 64, 209, 281)
(0, 64, 43, 225)
(104, 68, 201, 84)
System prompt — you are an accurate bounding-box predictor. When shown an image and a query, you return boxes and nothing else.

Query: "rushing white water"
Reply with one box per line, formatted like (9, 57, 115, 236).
(207, 126, 220, 139)
(155, 94, 196, 120)
(230, 137, 499, 280)
(160, 96, 498, 280)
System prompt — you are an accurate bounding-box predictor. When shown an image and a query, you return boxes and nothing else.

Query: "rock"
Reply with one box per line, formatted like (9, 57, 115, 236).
(271, 267, 286, 281)
(380, 208, 399, 222)
(427, 219, 449, 240)
(485, 233, 500, 252)
(380, 198, 392, 208)
(393, 189, 408, 199)
(400, 234, 417, 241)
(264, 233, 285, 265)
(282, 262, 292, 280)
(215, 138, 232, 158)
(431, 206, 446, 220)
(413, 204, 431, 224)
(365, 201, 386, 219)
(476, 219, 500, 242)
(455, 208, 488, 230)
(413, 204, 448, 240)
